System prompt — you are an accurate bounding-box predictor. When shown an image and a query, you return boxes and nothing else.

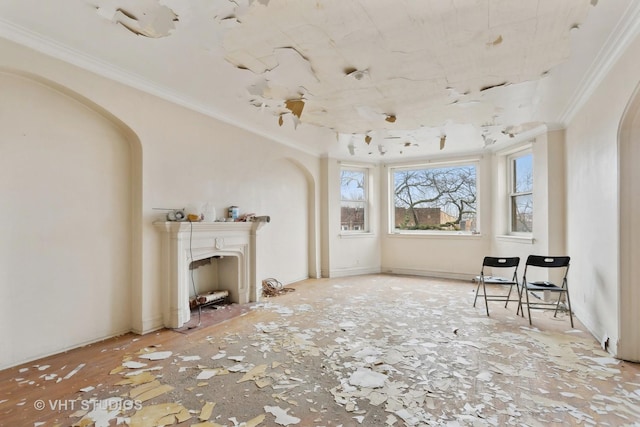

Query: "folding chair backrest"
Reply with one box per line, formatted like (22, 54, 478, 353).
(483, 256, 520, 269)
(523, 255, 570, 285)
(475, 256, 521, 315)
(525, 255, 570, 269)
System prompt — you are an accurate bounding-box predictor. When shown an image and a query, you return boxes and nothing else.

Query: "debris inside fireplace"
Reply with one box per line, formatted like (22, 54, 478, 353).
(188, 255, 230, 309)
(189, 290, 229, 309)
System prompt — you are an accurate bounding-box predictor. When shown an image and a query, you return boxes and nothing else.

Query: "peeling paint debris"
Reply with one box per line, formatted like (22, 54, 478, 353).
(116, 371, 157, 385)
(96, 1, 178, 38)
(130, 0, 598, 157)
(488, 35, 503, 46)
(197, 368, 225, 380)
(8, 275, 640, 426)
(348, 368, 387, 388)
(63, 363, 85, 379)
(129, 403, 191, 427)
(129, 380, 174, 402)
(284, 99, 305, 119)
(122, 361, 147, 369)
(198, 401, 216, 421)
(264, 405, 300, 425)
(76, 397, 123, 427)
(138, 350, 172, 360)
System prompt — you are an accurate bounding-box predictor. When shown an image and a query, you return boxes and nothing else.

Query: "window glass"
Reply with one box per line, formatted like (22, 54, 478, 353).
(510, 152, 533, 233)
(391, 163, 478, 233)
(514, 155, 533, 193)
(340, 168, 368, 232)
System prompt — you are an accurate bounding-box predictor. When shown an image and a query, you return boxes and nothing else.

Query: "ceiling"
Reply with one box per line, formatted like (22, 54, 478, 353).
(0, 0, 638, 161)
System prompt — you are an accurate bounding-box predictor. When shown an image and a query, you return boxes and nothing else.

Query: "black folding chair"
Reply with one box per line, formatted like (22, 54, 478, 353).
(518, 255, 573, 327)
(473, 256, 520, 316)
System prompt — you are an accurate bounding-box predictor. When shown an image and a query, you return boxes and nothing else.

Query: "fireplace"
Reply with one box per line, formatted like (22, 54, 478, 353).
(154, 221, 266, 328)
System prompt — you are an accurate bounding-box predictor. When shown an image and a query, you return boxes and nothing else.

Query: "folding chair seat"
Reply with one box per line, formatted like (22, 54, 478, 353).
(473, 256, 520, 316)
(518, 255, 573, 327)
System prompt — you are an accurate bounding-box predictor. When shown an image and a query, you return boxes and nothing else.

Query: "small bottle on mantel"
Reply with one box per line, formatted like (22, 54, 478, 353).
(228, 206, 239, 221)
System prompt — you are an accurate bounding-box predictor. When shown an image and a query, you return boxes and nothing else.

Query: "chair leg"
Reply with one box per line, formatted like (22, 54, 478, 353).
(553, 293, 563, 318)
(552, 289, 574, 329)
(482, 281, 490, 316)
(565, 289, 574, 328)
(473, 279, 481, 307)
(524, 286, 532, 325)
(516, 284, 523, 316)
(554, 288, 573, 328)
(504, 285, 513, 308)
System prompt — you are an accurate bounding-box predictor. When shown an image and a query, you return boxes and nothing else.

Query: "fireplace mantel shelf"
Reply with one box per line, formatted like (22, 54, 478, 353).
(154, 220, 267, 234)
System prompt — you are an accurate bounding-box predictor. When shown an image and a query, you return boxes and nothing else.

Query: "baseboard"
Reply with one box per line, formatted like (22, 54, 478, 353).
(0, 328, 132, 371)
(328, 266, 382, 278)
(572, 308, 615, 356)
(381, 267, 475, 282)
(131, 315, 165, 335)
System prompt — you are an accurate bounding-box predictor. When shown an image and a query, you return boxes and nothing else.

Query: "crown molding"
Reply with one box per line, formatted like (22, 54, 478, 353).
(0, 18, 322, 158)
(558, 1, 640, 127)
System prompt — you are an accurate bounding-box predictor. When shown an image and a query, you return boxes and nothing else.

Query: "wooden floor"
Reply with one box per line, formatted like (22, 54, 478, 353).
(1, 274, 639, 426)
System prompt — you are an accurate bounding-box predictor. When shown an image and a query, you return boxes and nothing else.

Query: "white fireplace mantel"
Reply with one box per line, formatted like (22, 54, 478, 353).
(154, 221, 266, 328)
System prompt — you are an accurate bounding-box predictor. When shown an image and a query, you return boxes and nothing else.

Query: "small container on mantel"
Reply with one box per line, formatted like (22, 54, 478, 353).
(202, 202, 216, 223)
(228, 206, 239, 221)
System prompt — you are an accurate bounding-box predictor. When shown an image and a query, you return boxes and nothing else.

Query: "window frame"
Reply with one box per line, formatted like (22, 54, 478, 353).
(388, 158, 480, 236)
(508, 149, 533, 235)
(339, 165, 370, 234)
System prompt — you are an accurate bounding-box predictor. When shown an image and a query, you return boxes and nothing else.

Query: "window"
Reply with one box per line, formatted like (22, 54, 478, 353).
(509, 151, 533, 233)
(340, 167, 368, 232)
(391, 161, 478, 234)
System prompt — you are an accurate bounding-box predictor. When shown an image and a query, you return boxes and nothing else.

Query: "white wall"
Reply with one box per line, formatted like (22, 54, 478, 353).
(380, 155, 492, 279)
(491, 130, 566, 275)
(0, 38, 321, 369)
(0, 71, 134, 368)
(565, 32, 640, 358)
(322, 158, 381, 277)
(137, 103, 317, 331)
(619, 81, 640, 361)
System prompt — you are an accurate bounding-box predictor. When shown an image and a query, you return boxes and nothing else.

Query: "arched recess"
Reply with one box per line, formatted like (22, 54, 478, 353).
(617, 79, 640, 362)
(287, 158, 320, 279)
(0, 69, 142, 368)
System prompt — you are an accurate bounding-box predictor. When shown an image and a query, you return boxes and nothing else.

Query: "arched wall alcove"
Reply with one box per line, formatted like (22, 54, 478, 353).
(0, 69, 142, 369)
(287, 157, 320, 279)
(617, 78, 640, 362)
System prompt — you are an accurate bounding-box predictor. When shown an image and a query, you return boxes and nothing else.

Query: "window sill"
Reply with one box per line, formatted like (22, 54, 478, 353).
(388, 231, 483, 239)
(340, 232, 375, 239)
(496, 235, 535, 244)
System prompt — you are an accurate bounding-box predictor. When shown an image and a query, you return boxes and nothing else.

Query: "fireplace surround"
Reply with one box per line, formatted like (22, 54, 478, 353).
(154, 221, 266, 328)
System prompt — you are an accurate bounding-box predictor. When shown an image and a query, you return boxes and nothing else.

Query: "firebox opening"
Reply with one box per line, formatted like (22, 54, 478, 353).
(188, 255, 239, 308)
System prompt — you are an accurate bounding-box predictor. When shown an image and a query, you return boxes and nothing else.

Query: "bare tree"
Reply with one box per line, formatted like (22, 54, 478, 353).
(340, 170, 364, 200)
(512, 160, 533, 232)
(394, 166, 477, 229)
(439, 166, 477, 224)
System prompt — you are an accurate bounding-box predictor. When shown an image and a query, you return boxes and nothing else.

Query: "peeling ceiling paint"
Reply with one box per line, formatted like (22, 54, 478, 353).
(220, 0, 593, 156)
(0, 0, 628, 160)
(96, 0, 178, 38)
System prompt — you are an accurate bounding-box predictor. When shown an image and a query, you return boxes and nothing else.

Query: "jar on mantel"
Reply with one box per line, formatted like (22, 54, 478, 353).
(228, 206, 239, 221)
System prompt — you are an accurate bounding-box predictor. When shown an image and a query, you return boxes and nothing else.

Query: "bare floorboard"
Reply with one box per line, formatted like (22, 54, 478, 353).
(1, 274, 639, 426)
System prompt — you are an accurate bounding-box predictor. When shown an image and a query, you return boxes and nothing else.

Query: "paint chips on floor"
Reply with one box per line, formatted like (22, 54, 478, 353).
(6, 276, 640, 426)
